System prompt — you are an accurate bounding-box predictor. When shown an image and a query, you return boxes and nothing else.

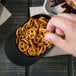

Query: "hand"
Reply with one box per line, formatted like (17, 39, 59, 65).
(45, 13, 76, 57)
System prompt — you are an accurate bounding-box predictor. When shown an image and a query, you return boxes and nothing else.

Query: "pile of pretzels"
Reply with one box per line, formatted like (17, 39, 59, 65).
(16, 17, 52, 56)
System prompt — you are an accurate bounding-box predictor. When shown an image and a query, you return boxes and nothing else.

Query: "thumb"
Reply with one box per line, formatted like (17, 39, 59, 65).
(45, 33, 66, 49)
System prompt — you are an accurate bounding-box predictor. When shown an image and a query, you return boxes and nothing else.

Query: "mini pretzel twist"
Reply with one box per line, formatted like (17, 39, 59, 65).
(33, 34, 42, 44)
(16, 27, 22, 38)
(28, 47, 36, 56)
(23, 23, 27, 27)
(16, 37, 21, 44)
(41, 45, 47, 54)
(26, 28, 36, 39)
(27, 18, 34, 28)
(22, 26, 27, 35)
(39, 17, 49, 23)
(18, 41, 29, 53)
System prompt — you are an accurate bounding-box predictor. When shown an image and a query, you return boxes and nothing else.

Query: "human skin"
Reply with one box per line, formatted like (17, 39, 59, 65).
(45, 13, 76, 57)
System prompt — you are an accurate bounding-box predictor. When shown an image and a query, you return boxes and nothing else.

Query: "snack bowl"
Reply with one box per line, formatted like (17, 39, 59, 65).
(4, 14, 53, 66)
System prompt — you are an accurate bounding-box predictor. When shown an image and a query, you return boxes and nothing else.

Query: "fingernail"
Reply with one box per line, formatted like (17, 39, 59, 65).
(45, 33, 52, 42)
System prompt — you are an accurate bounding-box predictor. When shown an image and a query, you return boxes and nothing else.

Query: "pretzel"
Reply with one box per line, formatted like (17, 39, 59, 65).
(23, 23, 27, 27)
(16, 17, 53, 56)
(39, 17, 49, 23)
(16, 38, 21, 44)
(33, 34, 42, 44)
(18, 41, 29, 53)
(43, 30, 51, 36)
(28, 47, 36, 56)
(40, 23, 46, 29)
(42, 38, 52, 48)
(16, 27, 22, 38)
(22, 38, 29, 44)
(26, 28, 36, 39)
(47, 42, 52, 48)
(36, 47, 40, 52)
(41, 45, 47, 54)
(39, 28, 46, 36)
(22, 26, 26, 35)
(29, 39, 35, 48)
(27, 18, 34, 28)
(37, 46, 43, 56)
(39, 28, 51, 36)
(39, 19, 47, 24)
(23, 51, 29, 56)
(23, 34, 29, 40)
(38, 42, 44, 46)
(23, 18, 34, 29)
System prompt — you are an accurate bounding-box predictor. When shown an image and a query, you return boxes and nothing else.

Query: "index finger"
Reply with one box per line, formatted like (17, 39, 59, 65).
(47, 15, 72, 33)
(58, 13, 76, 22)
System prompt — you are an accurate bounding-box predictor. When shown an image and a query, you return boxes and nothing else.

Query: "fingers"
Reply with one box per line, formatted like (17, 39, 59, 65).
(47, 21, 55, 32)
(46, 13, 76, 56)
(58, 13, 76, 22)
(46, 21, 64, 37)
(47, 16, 67, 33)
(45, 33, 66, 49)
(47, 15, 73, 34)
(56, 27, 64, 37)
(45, 33, 74, 54)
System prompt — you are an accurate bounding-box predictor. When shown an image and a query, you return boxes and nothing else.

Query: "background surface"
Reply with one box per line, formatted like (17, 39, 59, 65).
(0, 0, 75, 76)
